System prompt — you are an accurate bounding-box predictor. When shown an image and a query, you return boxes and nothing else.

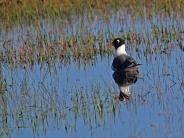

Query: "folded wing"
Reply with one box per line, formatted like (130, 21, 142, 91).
(112, 54, 141, 71)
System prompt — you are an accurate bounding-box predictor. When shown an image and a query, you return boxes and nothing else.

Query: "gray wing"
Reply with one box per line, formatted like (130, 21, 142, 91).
(112, 54, 139, 71)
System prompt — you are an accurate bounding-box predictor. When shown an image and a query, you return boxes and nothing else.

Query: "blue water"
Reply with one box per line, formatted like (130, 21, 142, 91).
(0, 12, 184, 138)
(1, 43, 183, 137)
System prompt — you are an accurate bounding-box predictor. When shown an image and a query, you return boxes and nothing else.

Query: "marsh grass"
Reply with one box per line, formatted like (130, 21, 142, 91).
(0, 0, 183, 68)
(0, 0, 184, 27)
(0, 19, 183, 69)
(0, 0, 184, 137)
(0, 73, 117, 137)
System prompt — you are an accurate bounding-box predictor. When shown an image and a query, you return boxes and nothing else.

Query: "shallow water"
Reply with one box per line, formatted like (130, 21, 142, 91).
(0, 11, 184, 138)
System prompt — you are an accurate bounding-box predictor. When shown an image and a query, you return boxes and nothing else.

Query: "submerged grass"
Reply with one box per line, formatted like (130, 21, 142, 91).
(0, 75, 117, 137)
(0, 18, 183, 69)
(1, 34, 112, 68)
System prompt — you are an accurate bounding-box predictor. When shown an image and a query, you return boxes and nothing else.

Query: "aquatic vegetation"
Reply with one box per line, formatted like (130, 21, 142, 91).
(0, 71, 117, 137)
(0, 0, 183, 69)
(0, 0, 184, 137)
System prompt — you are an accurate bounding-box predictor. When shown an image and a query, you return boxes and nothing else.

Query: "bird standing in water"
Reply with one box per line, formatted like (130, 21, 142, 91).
(111, 38, 141, 101)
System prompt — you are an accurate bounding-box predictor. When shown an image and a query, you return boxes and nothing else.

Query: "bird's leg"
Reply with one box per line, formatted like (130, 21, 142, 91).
(119, 92, 130, 101)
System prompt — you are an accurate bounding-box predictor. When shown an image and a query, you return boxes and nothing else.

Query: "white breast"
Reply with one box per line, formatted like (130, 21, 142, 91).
(115, 44, 127, 56)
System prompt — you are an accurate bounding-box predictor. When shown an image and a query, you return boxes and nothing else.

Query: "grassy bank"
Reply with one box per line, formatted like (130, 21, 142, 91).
(0, 0, 184, 27)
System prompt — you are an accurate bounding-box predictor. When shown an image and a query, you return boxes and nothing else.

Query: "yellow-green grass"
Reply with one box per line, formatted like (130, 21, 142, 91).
(0, 0, 184, 27)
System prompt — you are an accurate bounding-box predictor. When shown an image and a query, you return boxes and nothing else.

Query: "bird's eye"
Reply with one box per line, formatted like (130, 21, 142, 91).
(117, 39, 120, 43)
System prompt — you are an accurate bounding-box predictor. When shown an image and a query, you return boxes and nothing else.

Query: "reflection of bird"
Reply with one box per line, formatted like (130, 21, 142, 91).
(111, 38, 141, 101)
(113, 70, 139, 101)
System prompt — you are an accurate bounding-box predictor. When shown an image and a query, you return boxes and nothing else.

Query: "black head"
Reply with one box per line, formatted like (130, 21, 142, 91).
(112, 38, 125, 49)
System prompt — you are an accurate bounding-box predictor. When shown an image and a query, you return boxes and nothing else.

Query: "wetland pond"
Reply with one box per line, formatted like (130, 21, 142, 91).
(0, 10, 184, 138)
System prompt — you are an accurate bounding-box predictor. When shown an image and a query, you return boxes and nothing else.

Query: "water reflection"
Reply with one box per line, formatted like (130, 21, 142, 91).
(112, 68, 140, 101)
